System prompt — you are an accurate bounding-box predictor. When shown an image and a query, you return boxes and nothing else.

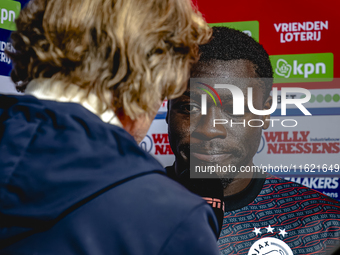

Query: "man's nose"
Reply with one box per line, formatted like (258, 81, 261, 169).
(192, 107, 227, 140)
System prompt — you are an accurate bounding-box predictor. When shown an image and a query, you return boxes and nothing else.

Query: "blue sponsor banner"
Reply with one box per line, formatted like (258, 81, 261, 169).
(0, 0, 30, 77)
(0, 28, 12, 76)
(283, 177, 340, 201)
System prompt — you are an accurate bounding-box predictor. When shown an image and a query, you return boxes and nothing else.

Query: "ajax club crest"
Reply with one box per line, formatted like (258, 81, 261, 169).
(248, 237, 293, 255)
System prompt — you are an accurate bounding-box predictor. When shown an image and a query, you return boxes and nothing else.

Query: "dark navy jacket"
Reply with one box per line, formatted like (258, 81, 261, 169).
(0, 94, 219, 255)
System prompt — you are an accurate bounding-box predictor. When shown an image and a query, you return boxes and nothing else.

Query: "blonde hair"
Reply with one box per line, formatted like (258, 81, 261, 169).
(8, 0, 211, 119)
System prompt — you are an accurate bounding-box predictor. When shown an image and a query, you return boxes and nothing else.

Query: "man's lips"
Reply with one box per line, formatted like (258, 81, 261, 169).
(191, 152, 233, 162)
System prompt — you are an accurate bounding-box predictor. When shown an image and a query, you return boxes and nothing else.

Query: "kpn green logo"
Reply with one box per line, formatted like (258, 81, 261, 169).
(209, 21, 259, 42)
(270, 53, 333, 83)
(0, 0, 21, 31)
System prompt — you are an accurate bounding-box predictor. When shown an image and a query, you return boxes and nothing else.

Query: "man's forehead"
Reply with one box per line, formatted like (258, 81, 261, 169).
(186, 82, 257, 100)
(187, 59, 264, 96)
(191, 59, 258, 79)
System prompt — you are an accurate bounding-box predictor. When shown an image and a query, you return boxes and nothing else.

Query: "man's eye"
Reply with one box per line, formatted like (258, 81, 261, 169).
(223, 105, 234, 114)
(223, 105, 245, 117)
(180, 104, 200, 113)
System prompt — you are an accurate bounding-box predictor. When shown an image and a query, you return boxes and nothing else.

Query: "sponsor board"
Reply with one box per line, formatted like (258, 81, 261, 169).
(274, 21, 328, 44)
(194, 1, 340, 80)
(209, 21, 259, 42)
(139, 120, 175, 167)
(254, 115, 340, 173)
(0, 0, 29, 76)
(0, 37, 12, 76)
(0, 40, 14, 66)
(0, 31, 15, 76)
(0, 0, 21, 31)
(270, 53, 333, 83)
(284, 177, 340, 199)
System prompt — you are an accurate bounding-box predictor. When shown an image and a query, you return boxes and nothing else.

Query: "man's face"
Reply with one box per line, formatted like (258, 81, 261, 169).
(167, 59, 271, 178)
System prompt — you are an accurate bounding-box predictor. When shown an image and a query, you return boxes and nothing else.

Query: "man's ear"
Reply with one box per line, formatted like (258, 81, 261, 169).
(262, 96, 272, 130)
(166, 99, 170, 124)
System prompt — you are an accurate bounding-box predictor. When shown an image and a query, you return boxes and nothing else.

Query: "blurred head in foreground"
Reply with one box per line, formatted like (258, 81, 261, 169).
(0, 1, 226, 253)
(8, 0, 211, 142)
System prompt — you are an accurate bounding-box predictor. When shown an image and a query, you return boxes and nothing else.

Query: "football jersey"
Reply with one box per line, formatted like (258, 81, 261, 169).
(219, 175, 340, 255)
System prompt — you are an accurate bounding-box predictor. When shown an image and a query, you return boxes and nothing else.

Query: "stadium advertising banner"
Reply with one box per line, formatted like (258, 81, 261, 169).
(148, 1, 340, 252)
(0, 0, 27, 94)
(0, 0, 21, 76)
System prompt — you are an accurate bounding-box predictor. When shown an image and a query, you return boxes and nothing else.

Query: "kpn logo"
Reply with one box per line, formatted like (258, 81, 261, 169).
(270, 53, 333, 83)
(0, 0, 21, 31)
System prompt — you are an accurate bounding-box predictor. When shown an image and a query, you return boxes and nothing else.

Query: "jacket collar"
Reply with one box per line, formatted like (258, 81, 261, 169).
(25, 79, 123, 127)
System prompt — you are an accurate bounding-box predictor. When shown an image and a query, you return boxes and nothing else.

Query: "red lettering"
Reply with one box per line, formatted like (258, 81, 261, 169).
(267, 144, 278, 154)
(165, 144, 173, 155)
(278, 143, 287, 153)
(155, 144, 165, 155)
(312, 143, 322, 153)
(264, 132, 282, 143)
(322, 143, 332, 153)
(296, 143, 304, 153)
(332, 142, 340, 153)
(266, 141, 339, 155)
(300, 131, 310, 142)
(152, 134, 169, 144)
(283, 132, 292, 142)
(154, 144, 173, 155)
(304, 143, 312, 153)
(292, 131, 301, 142)
(286, 143, 295, 153)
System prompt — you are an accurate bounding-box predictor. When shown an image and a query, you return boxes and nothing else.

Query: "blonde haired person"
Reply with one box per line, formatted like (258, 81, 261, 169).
(0, 0, 220, 254)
